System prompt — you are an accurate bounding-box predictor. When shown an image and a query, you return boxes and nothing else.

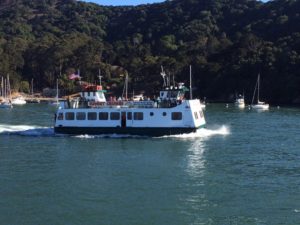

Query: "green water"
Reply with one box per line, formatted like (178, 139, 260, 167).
(0, 104, 299, 225)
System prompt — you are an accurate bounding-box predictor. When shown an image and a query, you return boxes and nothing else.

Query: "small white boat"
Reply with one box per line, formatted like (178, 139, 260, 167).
(11, 96, 26, 105)
(0, 100, 13, 109)
(200, 102, 206, 109)
(235, 94, 245, 108)
(251, 101, 269, 110)
(251, 74, 269, 110)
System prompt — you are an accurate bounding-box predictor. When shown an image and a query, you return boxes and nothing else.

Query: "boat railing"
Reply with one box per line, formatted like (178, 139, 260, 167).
(60, 98, 183, 109)
(61, 99, 157, 109)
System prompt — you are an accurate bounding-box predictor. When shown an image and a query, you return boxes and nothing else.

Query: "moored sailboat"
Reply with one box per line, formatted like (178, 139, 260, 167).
(251, 74, 269, 110)
(0, 75, 13, 109)
(49, 79, 60, 106)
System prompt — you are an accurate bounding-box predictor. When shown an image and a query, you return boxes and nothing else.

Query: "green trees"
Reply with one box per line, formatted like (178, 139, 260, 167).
(0, 0, 299, 104)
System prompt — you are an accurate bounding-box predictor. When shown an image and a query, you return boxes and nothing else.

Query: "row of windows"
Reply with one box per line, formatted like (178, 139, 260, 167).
(57, 112, 183, 121)
(194, 111, 204, 120)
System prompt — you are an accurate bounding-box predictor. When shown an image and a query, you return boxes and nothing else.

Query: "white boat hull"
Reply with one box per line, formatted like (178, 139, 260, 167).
(235, 96, 245, 108)
(0, 102, 13, 108)
(54, 99, 206, 136)
(235, 102, 245, 108)
(251, 104, 269, 110)
(11, 98, 26, 105)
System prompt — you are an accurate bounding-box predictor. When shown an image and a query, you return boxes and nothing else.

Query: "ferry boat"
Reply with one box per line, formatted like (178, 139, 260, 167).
(54, 77, 206, 137)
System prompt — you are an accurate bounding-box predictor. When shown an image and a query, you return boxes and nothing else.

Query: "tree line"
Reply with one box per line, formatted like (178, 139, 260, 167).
(0, 0, 299, 104)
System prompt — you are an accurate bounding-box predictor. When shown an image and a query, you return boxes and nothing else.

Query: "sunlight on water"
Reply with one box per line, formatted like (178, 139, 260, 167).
(0, 124, 54, 136)
(186, 140, 206, 178)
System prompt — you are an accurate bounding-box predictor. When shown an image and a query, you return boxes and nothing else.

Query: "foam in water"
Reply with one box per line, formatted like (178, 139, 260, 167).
(0, 124, 54, 136)
(0, 124, 230, 139)
(160, 125, 230, 139)
(74, 125, 230, 139)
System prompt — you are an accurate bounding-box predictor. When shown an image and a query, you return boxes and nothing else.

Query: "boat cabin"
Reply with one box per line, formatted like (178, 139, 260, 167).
(80, 85, 106, 103)
(159, 83, 187, 101)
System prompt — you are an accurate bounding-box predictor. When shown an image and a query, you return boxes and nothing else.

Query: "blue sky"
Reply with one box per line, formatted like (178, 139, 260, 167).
(82, 0, 268, 6)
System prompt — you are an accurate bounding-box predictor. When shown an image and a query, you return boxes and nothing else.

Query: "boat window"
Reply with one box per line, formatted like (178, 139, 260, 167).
(65, 112, 75, 120)
(88, 112, 97, 120)
(134, 112, 143, 120)
(76, 112, 86, 120)
(172, 112, 182, 120)
(162, 112, 167, 116)
(199, 111, 204, 118)
(127, 112, 132, 120)
(57, 113, 64, 120)
(150, 112, 154, 116)
(194, 112, 198, 120)
(99, 112, 108, 120)
(110, 112, 120, 120)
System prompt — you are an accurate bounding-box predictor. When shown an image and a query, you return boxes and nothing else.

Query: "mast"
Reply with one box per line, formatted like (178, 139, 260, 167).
(98, 69, 102, 86)
(160, 66, 166, 87)
(7, 74, 11, 101)
(1, 76, 3, 97)
(172, 74, 175, 87)
(189, 65, 193, 99)
(31, 79, 33, 95)
(4, 78, 6, 99)
(257, 73, 260, 102)
(122, 74, 128, 100)
(56, 78, 58, 104)
(251, 74, 259, 105)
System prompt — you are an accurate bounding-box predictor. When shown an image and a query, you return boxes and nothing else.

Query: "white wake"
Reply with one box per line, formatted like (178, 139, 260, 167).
(74, 126, 230, 139)
(0, 124, 54, 136)
(0, 124, 230, 139)
(160, 125, 230, 139)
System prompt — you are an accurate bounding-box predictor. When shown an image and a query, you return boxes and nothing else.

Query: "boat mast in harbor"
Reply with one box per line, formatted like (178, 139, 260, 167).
(189, 65, 192, 100)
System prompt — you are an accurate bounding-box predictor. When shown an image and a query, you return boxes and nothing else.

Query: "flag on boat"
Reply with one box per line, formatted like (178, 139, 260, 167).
(68, 73, 81, 80)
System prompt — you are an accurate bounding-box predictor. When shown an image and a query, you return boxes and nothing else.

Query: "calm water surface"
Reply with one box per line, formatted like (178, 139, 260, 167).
(0, 104, 300, 225)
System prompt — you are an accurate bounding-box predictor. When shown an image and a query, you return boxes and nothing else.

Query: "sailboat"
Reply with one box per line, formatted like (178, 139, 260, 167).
(11, 95, 27, 105)
(251, 74, 269, 110)
(50, 79, 59, 106)
(0, 75, 13, 109)
(27, 78, 40, 103)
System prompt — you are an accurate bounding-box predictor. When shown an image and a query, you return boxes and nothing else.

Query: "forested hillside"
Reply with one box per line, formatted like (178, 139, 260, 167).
(0, 0, 299, 104)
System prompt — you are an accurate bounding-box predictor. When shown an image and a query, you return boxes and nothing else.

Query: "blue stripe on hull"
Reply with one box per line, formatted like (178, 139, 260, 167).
(54, 126, 204, 137)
